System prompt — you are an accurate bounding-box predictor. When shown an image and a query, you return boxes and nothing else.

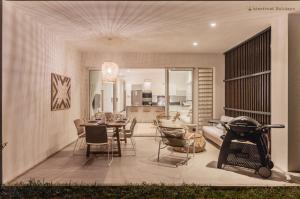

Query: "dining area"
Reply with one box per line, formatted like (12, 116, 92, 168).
(73, 112, 137, 165)
(72, 111, 206, 167)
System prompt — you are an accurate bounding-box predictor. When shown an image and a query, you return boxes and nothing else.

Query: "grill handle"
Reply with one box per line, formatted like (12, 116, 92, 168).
(258, 124, 285, 132)
(261, 124, 285, 129)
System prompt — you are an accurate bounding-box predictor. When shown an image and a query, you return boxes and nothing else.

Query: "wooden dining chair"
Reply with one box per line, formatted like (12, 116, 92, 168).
(85, 125, 114, 166)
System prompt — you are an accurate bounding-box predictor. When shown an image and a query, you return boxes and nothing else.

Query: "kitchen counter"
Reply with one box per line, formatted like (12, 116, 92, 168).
(126, 106, 165, 123)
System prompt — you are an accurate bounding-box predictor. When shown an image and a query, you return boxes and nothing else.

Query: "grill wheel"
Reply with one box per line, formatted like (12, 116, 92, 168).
(258, 166, 272, 178)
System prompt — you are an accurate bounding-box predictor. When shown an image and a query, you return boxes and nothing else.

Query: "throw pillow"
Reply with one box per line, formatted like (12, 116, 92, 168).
(163, 129, 185, 139)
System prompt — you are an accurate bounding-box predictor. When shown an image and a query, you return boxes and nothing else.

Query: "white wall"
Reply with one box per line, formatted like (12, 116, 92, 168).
(288, 14, 300, 171)
(270, 15, 289, 172)
(82, 52, 225, 120)
(2, 3, 87, 183)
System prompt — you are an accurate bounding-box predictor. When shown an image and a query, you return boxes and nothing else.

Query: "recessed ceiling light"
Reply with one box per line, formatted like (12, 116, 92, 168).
(210, 22, 217, 28)
(192, 42, 198, 46)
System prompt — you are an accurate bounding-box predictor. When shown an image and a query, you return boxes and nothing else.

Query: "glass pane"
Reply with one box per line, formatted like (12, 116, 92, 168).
(89, 70, 114, 119)
(120, 69, 165, 107)
(168, 70, 193, 123)
(102, 83, 114, 112)
(89, 71, 103, 118)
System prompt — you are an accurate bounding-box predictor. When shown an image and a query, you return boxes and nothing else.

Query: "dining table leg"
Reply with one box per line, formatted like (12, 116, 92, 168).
(123, 126, 127, 144)
(86, 144, 90, 157)
(115, 127, 122, 157)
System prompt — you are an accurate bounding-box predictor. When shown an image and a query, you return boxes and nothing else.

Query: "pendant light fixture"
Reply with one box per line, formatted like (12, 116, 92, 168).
(102, 61, 119, 83)
(101, 38, 119, 83)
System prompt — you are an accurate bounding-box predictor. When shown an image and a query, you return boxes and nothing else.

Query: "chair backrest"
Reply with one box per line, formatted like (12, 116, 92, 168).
(95, 112, 105, 120)
(74, 119, 85, 136)
(104, 112, 114, 122)
(129, 117, 136, 136)
(85, 125, 108, 144)
(129, 118, 137, 135)
(113, 113, 124, 121)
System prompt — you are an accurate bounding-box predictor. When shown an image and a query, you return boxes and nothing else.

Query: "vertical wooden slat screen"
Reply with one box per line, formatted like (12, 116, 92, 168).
(198, 68, 213, 128)
(224, 27, 271, 125)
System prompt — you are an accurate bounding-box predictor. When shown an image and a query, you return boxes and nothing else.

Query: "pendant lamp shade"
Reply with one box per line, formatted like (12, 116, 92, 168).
(102, 62, 119, 82)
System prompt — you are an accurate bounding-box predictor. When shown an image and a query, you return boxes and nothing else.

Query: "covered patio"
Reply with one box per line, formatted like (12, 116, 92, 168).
(10, 123, 299, 186)
(2, 1, 300, 189)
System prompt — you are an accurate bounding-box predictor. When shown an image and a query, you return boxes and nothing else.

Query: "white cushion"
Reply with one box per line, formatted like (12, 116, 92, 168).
(216, 123, 224, 130)
(202, 126, 224, 147)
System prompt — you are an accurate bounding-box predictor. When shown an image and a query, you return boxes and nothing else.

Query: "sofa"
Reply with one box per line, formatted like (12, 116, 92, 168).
(202, 115, 234, 147)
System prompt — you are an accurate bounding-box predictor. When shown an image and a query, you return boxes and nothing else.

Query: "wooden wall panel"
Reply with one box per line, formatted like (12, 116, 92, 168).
(224, 27, 271, 125)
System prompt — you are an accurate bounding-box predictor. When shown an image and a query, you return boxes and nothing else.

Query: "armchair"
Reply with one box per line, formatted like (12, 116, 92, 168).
(157, 126, 195, 166)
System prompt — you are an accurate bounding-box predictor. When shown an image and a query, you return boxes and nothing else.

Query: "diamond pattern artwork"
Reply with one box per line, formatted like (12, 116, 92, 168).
(51, 73, 71, 111)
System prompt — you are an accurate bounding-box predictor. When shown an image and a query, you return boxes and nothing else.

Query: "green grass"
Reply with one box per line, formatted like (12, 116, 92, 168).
(1, 181, 300, 199)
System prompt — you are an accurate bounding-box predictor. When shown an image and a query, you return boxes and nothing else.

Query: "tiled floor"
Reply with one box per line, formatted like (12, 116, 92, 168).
(11, 123, 300, 186)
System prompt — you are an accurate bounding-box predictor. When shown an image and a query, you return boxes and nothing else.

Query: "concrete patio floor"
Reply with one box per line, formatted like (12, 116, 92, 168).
(10, 123, 300, 186)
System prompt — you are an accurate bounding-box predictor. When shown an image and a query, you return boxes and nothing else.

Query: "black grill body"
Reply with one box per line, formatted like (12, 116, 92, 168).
(216, 116, 284, 178)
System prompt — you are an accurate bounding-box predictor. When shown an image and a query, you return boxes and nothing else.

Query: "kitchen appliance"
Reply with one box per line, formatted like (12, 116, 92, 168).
(142, 91, 152, 105)
(214, 116, 284, 178)
(131, 90, 142, 106)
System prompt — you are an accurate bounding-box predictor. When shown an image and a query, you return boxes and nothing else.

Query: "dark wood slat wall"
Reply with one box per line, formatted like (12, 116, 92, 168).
(224, 27, 271, 125)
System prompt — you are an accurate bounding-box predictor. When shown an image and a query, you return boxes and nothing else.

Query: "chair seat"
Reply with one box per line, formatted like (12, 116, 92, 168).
(164, 138, 190, 147)
(87, 136, 114, 145)
(122, 129, 130, 133)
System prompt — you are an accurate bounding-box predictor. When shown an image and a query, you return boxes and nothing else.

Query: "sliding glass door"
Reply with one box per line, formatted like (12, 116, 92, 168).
(89, 70, 125, 119)
(89, 69, 194, 122)
(167, 69, 193, 123)
(89, 70, 104, 118)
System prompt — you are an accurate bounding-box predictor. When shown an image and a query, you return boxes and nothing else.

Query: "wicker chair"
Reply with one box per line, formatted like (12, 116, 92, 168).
(104, 112, 114, 122)
(73, 119, 86, 155)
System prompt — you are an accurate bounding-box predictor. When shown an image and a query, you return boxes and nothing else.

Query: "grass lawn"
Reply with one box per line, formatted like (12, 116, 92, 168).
(1, 181, 300, 198)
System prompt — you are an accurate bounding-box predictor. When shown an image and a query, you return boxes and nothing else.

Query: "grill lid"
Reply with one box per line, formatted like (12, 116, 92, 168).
(228, 116, 260, 127)
(228, 116, 261, 132)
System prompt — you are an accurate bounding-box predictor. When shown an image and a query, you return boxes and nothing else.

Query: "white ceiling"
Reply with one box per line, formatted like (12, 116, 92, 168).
(9, 1, 300, 53)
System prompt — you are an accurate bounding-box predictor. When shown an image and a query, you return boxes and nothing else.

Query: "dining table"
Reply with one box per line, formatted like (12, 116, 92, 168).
(81, 119, 129, 157)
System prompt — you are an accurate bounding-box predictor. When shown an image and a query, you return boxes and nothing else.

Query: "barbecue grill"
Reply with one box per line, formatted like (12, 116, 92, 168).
(215, 116, 284, 178)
